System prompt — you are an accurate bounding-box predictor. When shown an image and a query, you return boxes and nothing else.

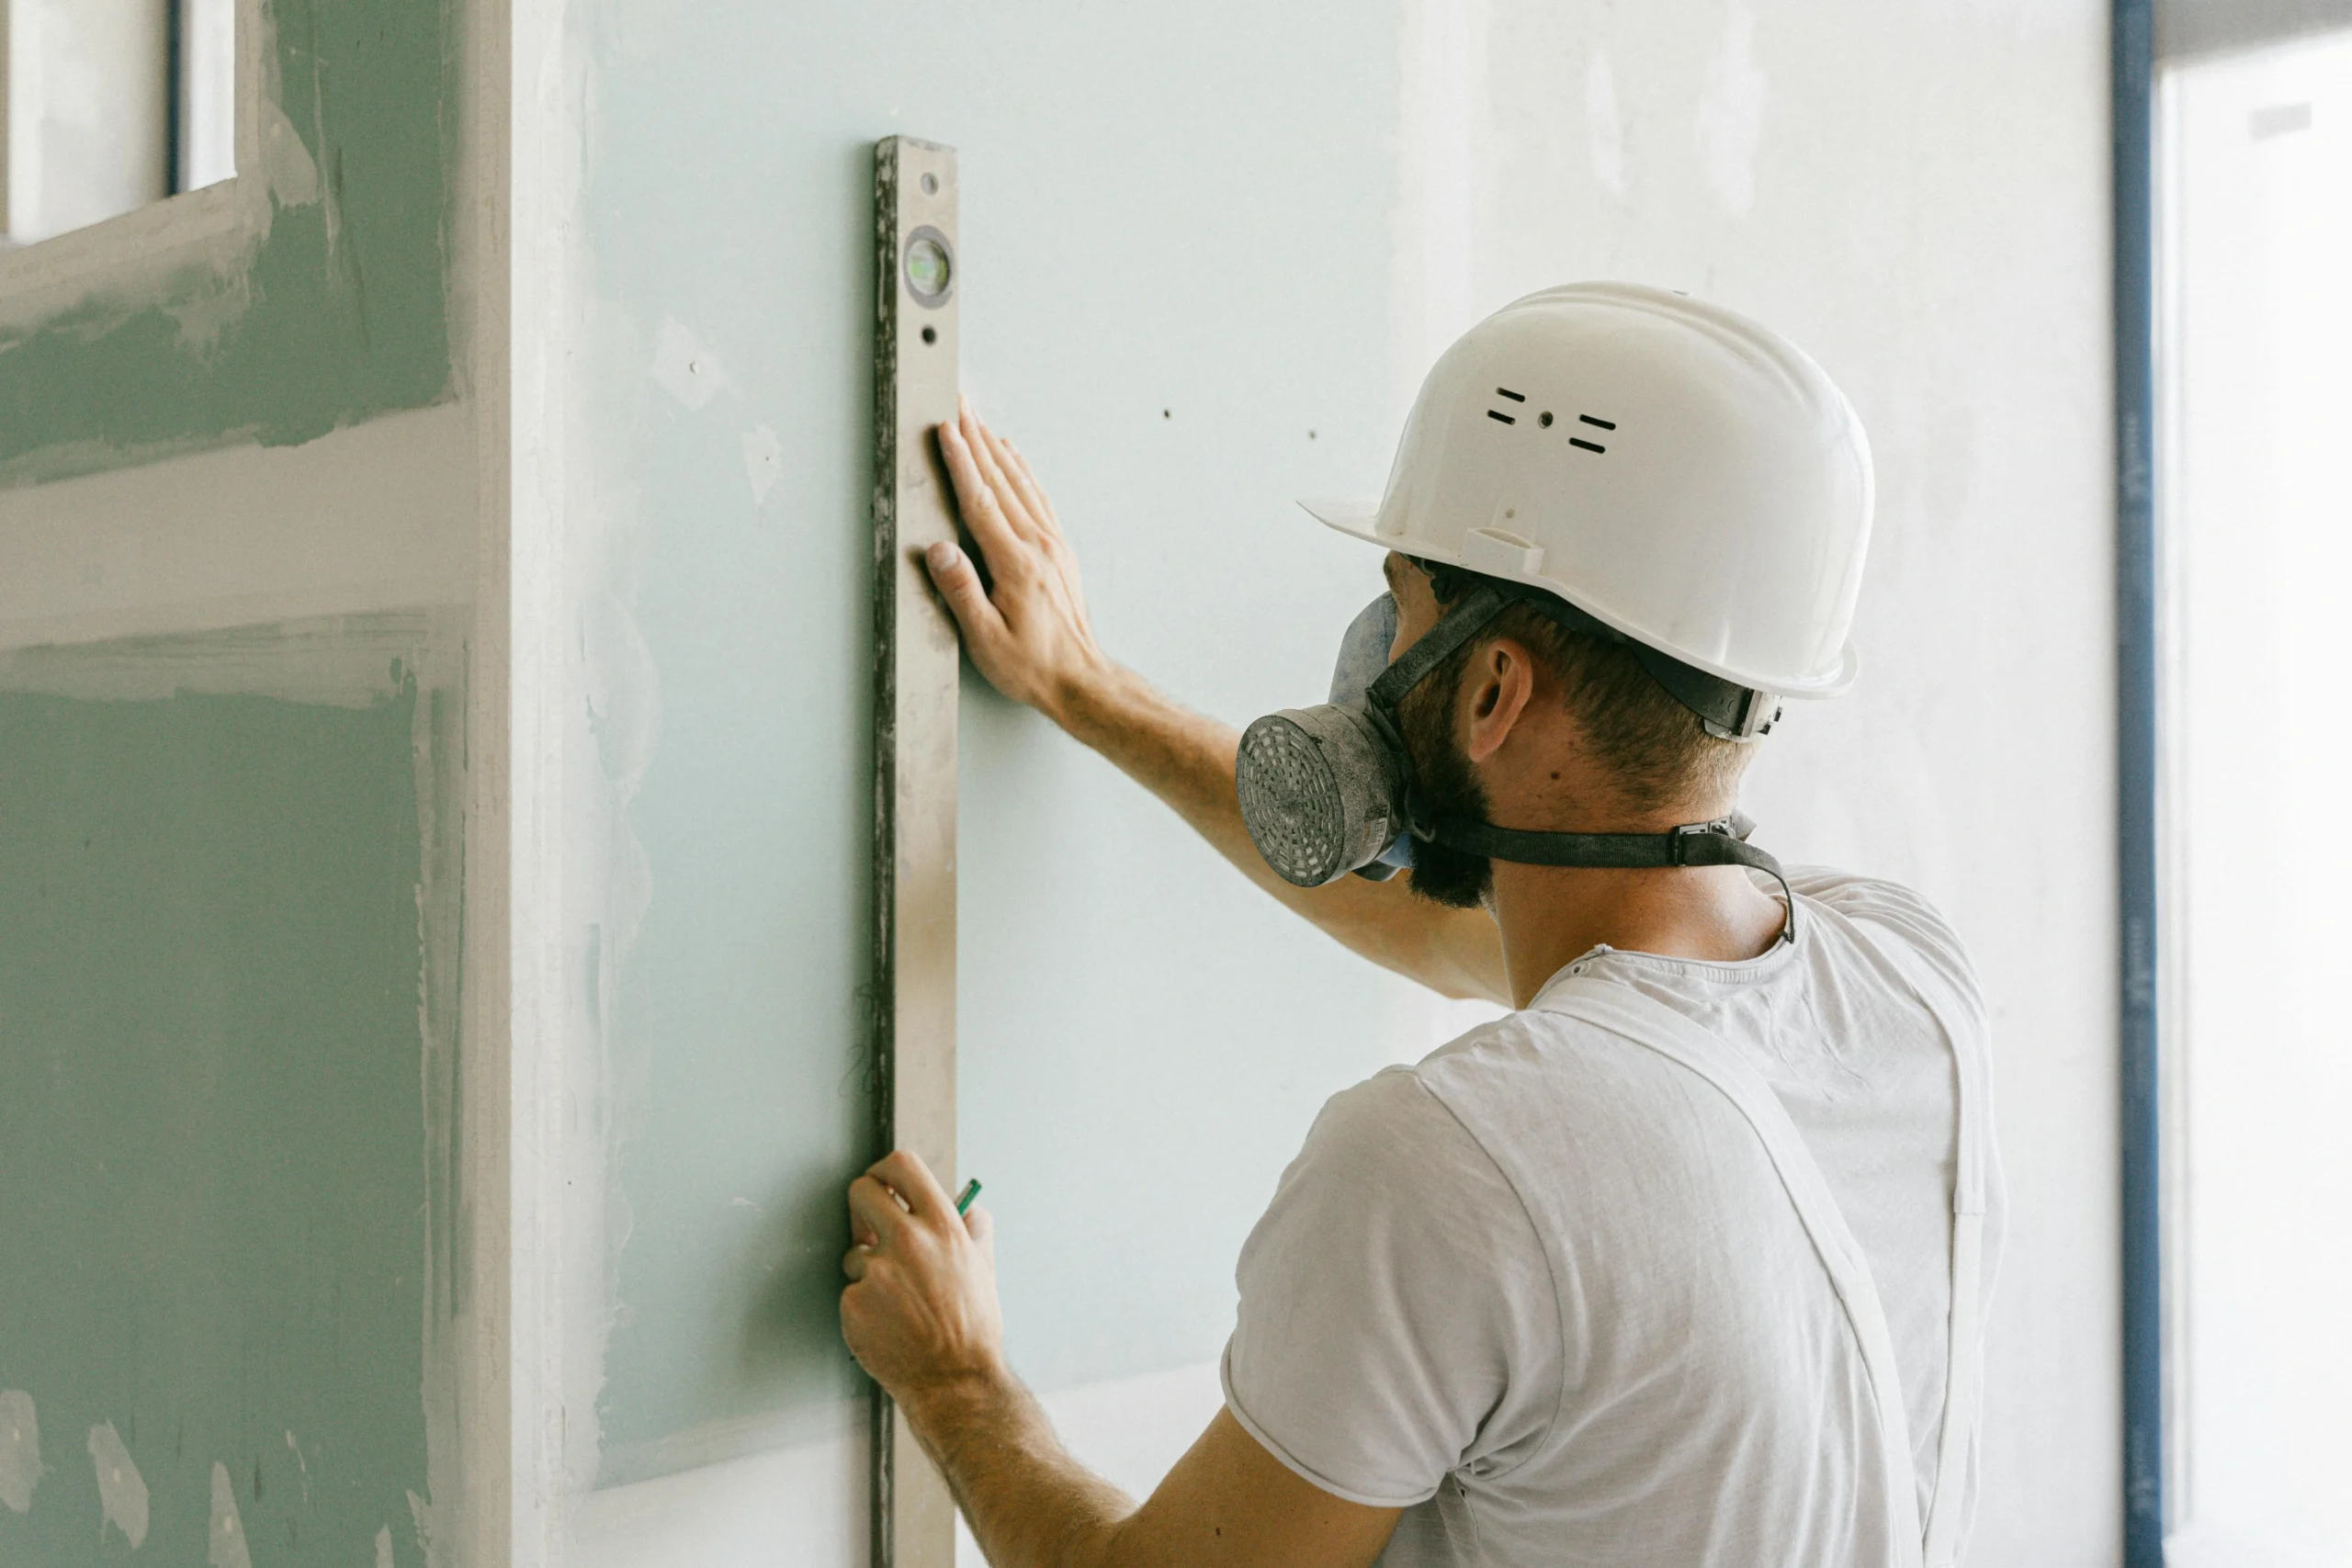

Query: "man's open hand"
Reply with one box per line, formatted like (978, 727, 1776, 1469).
(928, 400, 1113, 726)
(841, 1149, 1005, 1410)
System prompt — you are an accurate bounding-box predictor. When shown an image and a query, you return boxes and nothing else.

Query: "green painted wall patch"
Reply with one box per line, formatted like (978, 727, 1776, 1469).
(0, 685, 434, 1566)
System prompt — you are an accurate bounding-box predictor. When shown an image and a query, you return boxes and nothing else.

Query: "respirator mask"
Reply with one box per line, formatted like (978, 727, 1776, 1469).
(1234, 574, 1797, 931)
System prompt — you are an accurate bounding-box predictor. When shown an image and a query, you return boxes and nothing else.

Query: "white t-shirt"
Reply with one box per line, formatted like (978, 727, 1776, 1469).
(1222, 868, 2003, 1567)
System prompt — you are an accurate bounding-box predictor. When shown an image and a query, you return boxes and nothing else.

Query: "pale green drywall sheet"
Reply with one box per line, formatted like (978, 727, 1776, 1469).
(580, 1, 1430, 1483)
(0, 0, 457, 487)
(0, 684, 432, 1565)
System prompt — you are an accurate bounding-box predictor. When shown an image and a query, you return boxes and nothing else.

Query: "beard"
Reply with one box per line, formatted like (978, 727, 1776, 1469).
(1396, 681, 1495, 911)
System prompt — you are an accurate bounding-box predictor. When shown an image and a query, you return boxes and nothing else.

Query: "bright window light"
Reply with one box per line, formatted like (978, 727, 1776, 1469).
(2160, 26, 2352, 1568)
(1, 0, 234, 246)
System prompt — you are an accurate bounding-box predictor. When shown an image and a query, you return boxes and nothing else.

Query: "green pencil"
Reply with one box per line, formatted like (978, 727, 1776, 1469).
(955, 1179, 982, 1216)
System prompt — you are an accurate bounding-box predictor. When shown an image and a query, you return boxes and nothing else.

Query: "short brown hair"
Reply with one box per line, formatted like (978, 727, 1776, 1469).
(1419, 563, 1751, 815)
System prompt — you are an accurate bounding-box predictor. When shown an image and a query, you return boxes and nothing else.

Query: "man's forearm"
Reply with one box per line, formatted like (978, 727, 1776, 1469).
(1048, 663, 1511, 1004)
(905, 1366, 1134, 1568)
(1049, 663, 1257, 878)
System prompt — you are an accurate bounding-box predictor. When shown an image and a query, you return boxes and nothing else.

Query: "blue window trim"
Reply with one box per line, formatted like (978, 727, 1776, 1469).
(2112, 0, 2164, 1562)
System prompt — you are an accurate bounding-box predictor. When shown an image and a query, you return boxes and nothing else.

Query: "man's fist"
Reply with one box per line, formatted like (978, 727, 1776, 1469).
(841, 1148, 1006, 1408)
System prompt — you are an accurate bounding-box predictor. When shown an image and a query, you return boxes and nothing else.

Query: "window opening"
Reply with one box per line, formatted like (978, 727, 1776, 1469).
(2157, 25, 2352, 1568)
(1, 0, 234, 246)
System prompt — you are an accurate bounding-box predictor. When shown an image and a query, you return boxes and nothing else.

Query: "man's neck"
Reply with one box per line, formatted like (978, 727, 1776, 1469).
(1487, 860, 1790, 1009)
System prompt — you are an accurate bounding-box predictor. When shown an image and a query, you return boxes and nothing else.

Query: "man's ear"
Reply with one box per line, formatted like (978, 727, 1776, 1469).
(1462, 637, 1538, 764)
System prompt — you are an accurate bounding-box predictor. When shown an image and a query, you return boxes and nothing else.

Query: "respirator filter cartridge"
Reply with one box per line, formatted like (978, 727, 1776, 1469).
(1235, 705, 1410, 887)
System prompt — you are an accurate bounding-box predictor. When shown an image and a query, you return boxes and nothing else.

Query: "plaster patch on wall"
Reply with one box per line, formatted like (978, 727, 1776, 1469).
(1585, 52, 1630, 196)
(583, 592, 663, 792)
(0, 612, 450, 708)
(1695, 0, 1767, 216)
(86, 1422, 149, 1548)
(263, 102, 323, 209)
(0, 1390, 43, 1512)
(650, 320, 734, 412)
(166, 268, 261, 355)
(742, 424, 783, 504)
(379, 1524, 397, 1568)
(209, 1460, 254, 1568)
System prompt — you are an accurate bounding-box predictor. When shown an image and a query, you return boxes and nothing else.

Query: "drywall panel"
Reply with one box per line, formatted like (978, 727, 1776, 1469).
(0, 638, 447, 1568)
(526, 0, 1465, 1512)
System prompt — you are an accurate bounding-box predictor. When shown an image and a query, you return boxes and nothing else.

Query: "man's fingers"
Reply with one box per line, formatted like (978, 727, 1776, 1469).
(936, 422, 1028, 571)
(963, 1204, 995, 1256)
(847, 1175, 914, 1241)
(842, 1244, 875, 1282)
(958, 403, 1037, 541)
(976, 421, 1055, 536)
(925, 541, 1009, 644)
(869, 1148, 955, 1224)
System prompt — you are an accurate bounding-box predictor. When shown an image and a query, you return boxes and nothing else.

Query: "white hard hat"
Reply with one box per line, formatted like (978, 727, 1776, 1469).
(1303, 282, 1874, 699)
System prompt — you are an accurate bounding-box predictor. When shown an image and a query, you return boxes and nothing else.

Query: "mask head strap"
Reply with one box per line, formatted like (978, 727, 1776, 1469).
(1436, 813, 1797, 943)
(1363, 582, 1511, 715)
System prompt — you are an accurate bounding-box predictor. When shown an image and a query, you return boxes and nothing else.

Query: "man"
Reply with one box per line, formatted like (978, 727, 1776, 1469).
(841, 283, 2000, 1568)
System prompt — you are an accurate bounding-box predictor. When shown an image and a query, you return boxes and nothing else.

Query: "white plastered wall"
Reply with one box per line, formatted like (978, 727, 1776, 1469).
(1408, 5, 2120, 1562)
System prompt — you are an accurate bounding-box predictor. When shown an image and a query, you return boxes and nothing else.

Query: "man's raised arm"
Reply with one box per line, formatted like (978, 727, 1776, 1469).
(923, 401, 1509, 1005)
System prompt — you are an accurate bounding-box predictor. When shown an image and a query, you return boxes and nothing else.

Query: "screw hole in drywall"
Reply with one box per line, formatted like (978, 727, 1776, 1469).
(1162, 409, 1170, 419)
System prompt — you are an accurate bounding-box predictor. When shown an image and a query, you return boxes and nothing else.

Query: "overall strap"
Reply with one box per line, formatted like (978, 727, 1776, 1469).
(1917, 978, 1990, 1568)
(1538, 981, 1926, 1568)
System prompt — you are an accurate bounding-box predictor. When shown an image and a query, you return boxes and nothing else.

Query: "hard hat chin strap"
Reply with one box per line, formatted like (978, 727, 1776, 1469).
(1366, 581, 1797, 943)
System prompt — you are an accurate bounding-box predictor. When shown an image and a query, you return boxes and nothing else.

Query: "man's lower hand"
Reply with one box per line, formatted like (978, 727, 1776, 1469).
(841, 1148, 1009, 1416)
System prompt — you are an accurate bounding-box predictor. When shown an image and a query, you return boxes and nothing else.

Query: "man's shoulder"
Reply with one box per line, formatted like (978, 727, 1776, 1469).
(1790, 863, 1965, 946)
(1306, 1018, 1677, 1188)
(1402, 1005, 1748, 1150)
(1789, 863, 1988, 1029)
